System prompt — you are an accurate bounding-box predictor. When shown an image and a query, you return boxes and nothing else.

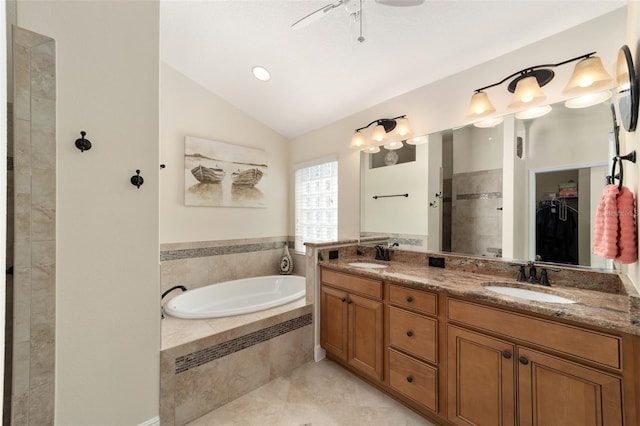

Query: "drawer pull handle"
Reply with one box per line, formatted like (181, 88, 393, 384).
(502, 351, 511, 359)
(341, 298, 346, 303)
(519, 356, 529, 365)
(406, 296, 413, 302)
(406, 376, 413, 383)
(406, 330, 413, 337)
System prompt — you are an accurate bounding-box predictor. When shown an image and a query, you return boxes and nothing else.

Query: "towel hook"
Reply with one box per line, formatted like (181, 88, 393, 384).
(130, 170, 144, 189)
(75, 131, 92, 153)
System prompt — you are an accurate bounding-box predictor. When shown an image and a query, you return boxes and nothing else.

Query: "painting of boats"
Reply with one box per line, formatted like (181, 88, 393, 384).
(231, 168, 263, 187)
(185, 136, 268, 207)
(191, 164, 225, 184)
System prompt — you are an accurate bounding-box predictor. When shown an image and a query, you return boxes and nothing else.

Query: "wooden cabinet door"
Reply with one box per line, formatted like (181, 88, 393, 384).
(517, 347, 623, 426)
(320, 285, 348, 361)
(447, 326, 516, 426)
(348, 293, 383, 381)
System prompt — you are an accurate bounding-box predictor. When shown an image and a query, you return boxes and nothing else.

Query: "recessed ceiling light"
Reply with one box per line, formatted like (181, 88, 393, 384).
(251, 66, 271, 82)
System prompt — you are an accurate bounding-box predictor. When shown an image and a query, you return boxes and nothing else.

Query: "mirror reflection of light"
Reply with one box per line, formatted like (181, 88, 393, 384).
(474, 117, 504, 128)
(565, 91, 612, 109)
(515, 105, 552, 119)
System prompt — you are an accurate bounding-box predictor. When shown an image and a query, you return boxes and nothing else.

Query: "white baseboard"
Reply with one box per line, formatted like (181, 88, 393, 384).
(314, 345, 326, 362)
(138, 416, 159, 426)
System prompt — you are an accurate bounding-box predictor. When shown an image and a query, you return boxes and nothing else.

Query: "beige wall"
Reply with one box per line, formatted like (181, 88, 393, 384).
(17, 1, 161, 424)
(289, 8, 626, 242)
(160, 63, 289, 244)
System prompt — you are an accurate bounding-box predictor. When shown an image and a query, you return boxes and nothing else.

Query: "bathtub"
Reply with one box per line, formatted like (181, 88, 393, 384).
(163, 275, 306, 319)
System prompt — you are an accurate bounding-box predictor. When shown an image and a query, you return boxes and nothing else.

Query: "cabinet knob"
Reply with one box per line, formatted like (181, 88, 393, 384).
(341, 298, 346, 303)
(406, 376, 413, 383)
(502, 351, 511, 359)
(519, 356, 529, 365)
(406, 296, 413, 302)
(347, 299, 352, 305)
(406, 330, 413, 337)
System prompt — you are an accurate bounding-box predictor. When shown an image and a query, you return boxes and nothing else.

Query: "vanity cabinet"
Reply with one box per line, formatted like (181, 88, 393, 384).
(320, 269, 384, 381)
(447, 298, 623, 426)
(387, 284, 439, 412)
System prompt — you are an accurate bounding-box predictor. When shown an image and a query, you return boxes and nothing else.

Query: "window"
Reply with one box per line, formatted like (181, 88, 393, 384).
(294, 159, 338, 251)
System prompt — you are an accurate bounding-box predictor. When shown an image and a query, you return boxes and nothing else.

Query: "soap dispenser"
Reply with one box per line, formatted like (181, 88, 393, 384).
(280, 243, 293, 275)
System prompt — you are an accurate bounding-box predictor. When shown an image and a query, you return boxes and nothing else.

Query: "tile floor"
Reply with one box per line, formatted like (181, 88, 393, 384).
(186, 358, 436, 426)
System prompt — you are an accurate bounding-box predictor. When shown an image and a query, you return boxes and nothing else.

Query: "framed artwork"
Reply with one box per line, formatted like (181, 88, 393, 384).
(184, 136, 267, 207)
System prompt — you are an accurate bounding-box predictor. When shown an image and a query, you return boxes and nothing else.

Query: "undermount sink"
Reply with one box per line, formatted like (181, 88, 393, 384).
(348, 262, 388, 269)
(484, 285, 576, 304)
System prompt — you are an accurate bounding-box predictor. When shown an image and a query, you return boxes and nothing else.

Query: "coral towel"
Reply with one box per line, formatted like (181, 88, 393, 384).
(615, 186, 638, 264)
(593, 184, 620, 259)
(593, 184, 638, 263)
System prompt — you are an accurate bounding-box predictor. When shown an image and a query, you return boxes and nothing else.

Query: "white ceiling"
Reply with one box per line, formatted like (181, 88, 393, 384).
(160, 0, 626, 139)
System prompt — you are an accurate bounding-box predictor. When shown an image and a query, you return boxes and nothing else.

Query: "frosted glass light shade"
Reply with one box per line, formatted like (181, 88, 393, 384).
(394, 117, 414, 139)
(466, 91, 496, 118)
(563, 56, 612, 94)
(564, 90, 612, 109)
(362, 145, 380, 154)
(407, 135, 428, 145)
(383, 140, 403, 150)
(473, 117, 504, 128)
(508, 76, 547, 109)
(515, 105, 552, 120)
(372, 124, 387, 143)
(350, 131, 366, 149)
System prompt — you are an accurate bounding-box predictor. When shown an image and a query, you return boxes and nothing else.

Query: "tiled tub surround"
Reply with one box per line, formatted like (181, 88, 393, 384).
(160, 237, 312, 425)
(160, 237, 304, 296)
(161, 300, 313, 426)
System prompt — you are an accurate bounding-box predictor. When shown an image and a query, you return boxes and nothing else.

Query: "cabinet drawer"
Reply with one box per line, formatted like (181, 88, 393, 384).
(389, 307, 437, 363)
(447, 299, 621, 369)
(321, 268, 382, 300)
(389, 284, 437, 316)
(389, 349, 437, 412)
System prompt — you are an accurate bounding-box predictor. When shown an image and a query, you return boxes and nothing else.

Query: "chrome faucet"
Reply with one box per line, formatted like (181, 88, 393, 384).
(161, 285, 187, 319)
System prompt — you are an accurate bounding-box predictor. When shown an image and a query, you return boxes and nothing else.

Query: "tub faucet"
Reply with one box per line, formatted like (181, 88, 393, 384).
(161, 285, 187, 319)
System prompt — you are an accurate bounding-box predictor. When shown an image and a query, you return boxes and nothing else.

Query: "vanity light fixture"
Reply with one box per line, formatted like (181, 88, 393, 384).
(565, 90, 612, 109)
(473, 117, 504, 128)
(350, 115, 414, 152)
(407, 134, 428, 145)
(515, 105, 553, 120)
(466, 52, 612, 120)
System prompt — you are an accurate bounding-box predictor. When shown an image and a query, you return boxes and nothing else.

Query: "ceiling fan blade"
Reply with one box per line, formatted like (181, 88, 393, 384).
(291, 0, 344, 29)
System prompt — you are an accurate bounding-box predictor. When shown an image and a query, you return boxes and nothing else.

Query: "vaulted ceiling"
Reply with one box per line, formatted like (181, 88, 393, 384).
(160, 0, 626, 139)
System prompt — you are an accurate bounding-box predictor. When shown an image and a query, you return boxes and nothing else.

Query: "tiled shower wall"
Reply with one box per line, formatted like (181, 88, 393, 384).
(451, 169, 502, 257)
(11, 27, 56, 425)
(160, 236, 304, 294)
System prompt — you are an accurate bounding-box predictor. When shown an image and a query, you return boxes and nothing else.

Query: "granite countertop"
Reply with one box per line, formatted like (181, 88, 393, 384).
(320, 257, 640, 336)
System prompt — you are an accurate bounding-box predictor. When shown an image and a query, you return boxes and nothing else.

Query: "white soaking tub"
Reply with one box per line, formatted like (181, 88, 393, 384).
(163, 275, 305, 319)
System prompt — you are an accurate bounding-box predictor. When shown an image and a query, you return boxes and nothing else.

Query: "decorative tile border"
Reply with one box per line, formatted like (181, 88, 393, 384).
(175, 313, 312, 374)
(161, 239, 294, 261)
(457, 192, 502, 200)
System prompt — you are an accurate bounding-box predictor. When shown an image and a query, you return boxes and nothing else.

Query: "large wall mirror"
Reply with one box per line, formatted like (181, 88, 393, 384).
(360, 98, 615, 270)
